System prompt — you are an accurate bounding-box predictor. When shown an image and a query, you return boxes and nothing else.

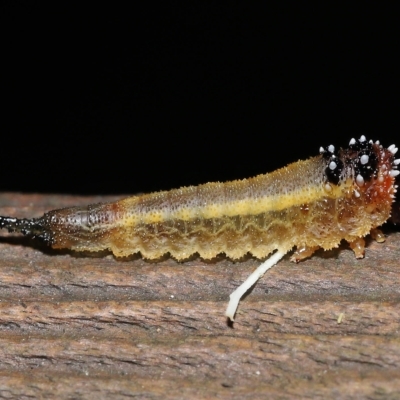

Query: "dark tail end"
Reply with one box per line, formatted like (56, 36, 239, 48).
(0, 215, 54, 244)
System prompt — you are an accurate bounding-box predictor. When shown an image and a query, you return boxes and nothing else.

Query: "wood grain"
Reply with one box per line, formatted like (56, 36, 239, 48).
(1, 193, 400, 399)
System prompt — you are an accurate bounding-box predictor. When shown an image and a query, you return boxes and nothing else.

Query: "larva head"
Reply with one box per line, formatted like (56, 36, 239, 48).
(320, 135, 399, 203)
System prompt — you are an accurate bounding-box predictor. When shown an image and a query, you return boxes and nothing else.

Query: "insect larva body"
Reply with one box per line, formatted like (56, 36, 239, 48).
(1, 136, 398, 320)
(44, 155, 330, 260)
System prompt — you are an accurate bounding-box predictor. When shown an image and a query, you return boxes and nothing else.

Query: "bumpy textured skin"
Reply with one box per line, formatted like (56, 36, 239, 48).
(28, 139, 396, 260)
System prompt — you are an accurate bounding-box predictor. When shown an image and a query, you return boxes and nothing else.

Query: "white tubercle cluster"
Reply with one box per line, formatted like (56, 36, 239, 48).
(388, 144, 400, 178)
(388, 144, 398, 155)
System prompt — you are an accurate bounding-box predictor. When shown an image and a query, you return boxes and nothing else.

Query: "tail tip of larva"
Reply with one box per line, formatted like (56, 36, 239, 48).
(0, 216, 19, 232)
(0, 215, 53, 244)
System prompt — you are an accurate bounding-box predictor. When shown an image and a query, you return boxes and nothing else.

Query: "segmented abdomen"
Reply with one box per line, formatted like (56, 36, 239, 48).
(46, 156, 328, 258)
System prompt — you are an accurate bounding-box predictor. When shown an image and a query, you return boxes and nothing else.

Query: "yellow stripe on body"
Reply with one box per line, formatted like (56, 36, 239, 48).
(161, 184, 343, 221)
(119, 175, 349, 227)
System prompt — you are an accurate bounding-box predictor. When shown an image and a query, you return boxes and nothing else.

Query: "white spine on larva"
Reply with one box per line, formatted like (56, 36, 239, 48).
(388, 144, 398, 155)
(360, 154, 369, 165)
(356, 174, 365, 186)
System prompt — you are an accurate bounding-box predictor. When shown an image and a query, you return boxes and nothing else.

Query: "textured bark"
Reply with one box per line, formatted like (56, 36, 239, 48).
(0, 193, 400, 399)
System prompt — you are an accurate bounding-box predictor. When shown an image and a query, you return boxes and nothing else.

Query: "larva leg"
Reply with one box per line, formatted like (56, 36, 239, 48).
(290, 245, 319, 263)
(349, 237, 365, 259)
(370, 228, 385, 243)
(226, 250, 286, 321)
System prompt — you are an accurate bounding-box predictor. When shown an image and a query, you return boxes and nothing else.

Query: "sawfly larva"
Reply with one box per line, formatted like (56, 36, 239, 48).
(1, 136, 399, 320)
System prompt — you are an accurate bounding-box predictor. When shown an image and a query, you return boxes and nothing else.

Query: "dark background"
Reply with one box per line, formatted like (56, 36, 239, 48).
(1, 3, 399, 195)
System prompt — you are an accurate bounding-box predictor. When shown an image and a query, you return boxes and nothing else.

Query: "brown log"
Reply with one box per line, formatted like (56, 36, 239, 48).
(1, 193, 400, 399)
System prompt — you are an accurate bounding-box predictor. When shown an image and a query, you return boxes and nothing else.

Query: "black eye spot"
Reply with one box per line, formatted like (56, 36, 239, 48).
(320, 144, 344, 184)
(340, 136, 380, 183)
(325, 156, 344, 185)
(354, 149, 378, 181)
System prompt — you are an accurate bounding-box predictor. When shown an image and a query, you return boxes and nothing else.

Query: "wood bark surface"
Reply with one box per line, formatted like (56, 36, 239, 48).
(0, 193, 400, 399)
